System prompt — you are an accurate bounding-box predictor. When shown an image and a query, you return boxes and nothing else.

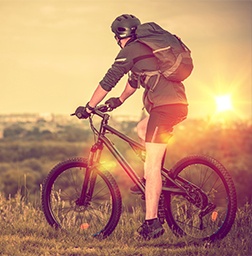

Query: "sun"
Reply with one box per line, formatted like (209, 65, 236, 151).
(215, 94, 233, 113)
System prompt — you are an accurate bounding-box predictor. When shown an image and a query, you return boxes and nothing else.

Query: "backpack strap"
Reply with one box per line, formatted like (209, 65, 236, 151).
(132, 69, 161, 91)
(132, 54, 161, 91)
(142, 70, 161, 92)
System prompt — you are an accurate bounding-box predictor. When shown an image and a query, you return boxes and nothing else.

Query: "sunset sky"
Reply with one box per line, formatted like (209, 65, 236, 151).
(0, 0, 251, 120)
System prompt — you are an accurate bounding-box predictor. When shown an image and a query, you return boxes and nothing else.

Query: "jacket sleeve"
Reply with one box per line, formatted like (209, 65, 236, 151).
(99, 49, 134, 92)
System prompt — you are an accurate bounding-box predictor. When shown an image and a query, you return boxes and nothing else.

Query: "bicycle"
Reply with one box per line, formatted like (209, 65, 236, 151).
(41, 104, 237, 241)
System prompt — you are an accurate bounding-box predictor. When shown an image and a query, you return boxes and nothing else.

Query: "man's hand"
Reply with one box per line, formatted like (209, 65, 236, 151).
(105, 97, 123, 110)
(74, 106, 91, 119)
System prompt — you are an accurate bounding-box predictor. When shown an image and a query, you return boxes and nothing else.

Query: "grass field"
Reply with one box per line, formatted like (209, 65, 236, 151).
(0, 193, 251, 256)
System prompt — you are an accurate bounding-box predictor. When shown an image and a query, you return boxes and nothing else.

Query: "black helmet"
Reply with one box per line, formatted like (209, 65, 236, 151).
(111, 14, 141, 39)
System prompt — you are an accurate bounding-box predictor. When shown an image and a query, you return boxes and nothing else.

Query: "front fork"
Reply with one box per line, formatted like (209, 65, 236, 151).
(76, 141, 103, 206)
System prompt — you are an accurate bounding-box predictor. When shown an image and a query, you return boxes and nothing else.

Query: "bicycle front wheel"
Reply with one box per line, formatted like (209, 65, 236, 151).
(41, 158, 122, 239)
(164, 155, 237, 241)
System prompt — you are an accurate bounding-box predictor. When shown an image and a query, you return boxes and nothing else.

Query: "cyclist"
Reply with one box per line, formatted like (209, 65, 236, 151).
(74, 14, 188, 240)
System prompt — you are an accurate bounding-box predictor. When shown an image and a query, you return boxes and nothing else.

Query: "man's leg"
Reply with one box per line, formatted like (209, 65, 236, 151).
(136, 105, 187, 238)
(136, 116, 149, 145)
(137, 116, 167, 219)
(136, 140, 166, 239)
(144, 142, 167, 220)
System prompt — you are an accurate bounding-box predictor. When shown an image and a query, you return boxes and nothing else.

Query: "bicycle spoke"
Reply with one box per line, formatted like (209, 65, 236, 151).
(42, 158, 122, 238)
(164, 156, 236, 240)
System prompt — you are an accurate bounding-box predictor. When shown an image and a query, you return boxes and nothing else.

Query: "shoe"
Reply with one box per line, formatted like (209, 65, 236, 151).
(130, 178, 145, 194)
(137, 219, 165, 240)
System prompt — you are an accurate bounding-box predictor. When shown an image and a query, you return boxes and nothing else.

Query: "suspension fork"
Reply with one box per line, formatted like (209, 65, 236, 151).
(77, 141, 104, 206)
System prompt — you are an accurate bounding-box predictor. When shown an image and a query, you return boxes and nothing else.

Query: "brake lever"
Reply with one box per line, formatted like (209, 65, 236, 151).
(96, 104, 113, 112)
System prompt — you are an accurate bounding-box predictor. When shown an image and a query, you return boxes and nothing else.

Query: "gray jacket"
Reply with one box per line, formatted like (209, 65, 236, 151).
(100, 39, 188, 113)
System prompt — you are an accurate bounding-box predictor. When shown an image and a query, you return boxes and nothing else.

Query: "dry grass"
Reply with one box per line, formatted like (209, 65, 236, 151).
(0, 192, 251, 256)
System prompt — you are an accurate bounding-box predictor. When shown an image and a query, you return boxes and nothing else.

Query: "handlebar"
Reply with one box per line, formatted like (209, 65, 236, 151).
(71, 104, 112, 118)
(95, 104, 112, 113)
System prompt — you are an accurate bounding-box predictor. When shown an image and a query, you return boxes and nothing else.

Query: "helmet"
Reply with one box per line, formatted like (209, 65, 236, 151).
(111, 14, 141, 39)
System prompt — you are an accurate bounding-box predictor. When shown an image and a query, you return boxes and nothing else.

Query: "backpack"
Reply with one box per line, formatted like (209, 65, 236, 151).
(134, 22, 193, 90)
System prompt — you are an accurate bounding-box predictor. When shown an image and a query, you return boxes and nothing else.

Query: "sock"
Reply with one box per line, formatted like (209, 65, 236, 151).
(145, 218, 157, 225)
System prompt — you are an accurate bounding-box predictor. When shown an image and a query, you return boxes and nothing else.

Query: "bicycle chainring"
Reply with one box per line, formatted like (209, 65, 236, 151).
(184, 185, 208, 210)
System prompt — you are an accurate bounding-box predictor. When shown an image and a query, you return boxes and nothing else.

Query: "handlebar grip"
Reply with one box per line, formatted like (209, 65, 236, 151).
(71, 104, 112, 117)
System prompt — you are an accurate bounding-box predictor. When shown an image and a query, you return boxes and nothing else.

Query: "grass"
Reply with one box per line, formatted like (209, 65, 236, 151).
(0, 192, 251, 256)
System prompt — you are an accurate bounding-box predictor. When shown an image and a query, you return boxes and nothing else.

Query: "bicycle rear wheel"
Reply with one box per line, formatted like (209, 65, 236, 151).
(41, 158, 122, 238)
(164, 155, 237, 241)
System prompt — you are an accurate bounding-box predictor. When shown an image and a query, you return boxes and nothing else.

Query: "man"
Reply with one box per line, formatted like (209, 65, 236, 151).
(74, 14, 188, 240)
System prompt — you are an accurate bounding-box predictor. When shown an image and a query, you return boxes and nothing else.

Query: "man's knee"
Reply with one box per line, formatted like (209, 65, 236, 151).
(144, 143, 167, 171)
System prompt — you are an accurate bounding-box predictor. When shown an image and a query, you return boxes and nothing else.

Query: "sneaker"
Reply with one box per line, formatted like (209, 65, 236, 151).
(130, 178, 145, 194)
(137, 219, 165, 240)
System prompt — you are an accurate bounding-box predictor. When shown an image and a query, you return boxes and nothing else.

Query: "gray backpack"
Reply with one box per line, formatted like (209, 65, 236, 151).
(134, 22, 193, 90)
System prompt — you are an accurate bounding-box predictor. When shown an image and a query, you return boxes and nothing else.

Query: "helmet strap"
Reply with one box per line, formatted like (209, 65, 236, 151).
(117, 39, 123, 48)
(115, 35, 135, 48)
(114, 35, 123, 48)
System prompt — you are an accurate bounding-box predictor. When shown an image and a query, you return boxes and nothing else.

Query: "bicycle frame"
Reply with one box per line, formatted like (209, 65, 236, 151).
(83, 108, 186, 197)
(41, 106, 237, 241)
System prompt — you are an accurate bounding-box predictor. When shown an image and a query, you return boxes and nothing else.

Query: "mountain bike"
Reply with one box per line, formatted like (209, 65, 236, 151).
(41, 105, 237, 241)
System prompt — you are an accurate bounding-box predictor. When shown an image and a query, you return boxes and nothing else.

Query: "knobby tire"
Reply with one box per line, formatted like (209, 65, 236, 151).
(41, 158, 122, 239)
(164, 155, 237, 241)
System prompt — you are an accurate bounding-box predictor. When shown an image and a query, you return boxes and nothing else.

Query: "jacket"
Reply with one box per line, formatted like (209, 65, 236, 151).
(100, 39, 188, 113)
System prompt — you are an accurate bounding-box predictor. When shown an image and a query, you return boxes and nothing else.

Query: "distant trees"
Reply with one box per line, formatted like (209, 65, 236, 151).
(2, 122, 92, 142)
(0, 121, 93, 199)
(0, 118, 251, 207)
(3, 124, 27, 138)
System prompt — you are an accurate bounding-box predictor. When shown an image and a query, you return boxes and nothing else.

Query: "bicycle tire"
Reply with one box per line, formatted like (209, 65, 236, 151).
(41, 157, 122, 238)
(164, 155, 237, 241)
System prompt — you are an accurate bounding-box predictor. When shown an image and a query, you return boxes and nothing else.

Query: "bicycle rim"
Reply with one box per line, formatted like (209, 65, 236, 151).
(41, 158, 122, 239)
(164, 155, 237, 241)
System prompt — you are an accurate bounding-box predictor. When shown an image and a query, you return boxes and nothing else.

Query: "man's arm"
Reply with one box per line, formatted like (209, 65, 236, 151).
(87, 81, 136, 113)
(88, 84, 109, 110)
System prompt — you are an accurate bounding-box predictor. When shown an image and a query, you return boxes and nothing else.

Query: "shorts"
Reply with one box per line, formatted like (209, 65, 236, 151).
(145, 104, 188, 143)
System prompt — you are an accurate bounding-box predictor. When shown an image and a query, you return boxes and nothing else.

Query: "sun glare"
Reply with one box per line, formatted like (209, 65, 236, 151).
(215, 94, 233, 113)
